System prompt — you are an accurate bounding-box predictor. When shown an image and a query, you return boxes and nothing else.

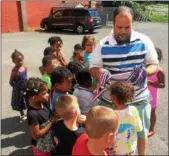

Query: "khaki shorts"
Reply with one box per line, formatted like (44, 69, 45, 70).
(97, 96, 115, 109)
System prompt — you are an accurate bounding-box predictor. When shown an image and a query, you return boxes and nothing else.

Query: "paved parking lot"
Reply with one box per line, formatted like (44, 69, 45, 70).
(2, 23, 168, 155)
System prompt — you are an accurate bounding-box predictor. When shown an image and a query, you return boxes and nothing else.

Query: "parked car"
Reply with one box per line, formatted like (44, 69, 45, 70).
(40, 7, 102, 34)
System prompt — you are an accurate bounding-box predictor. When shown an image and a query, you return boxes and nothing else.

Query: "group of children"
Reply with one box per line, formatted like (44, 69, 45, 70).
(9, 35, 165, 155)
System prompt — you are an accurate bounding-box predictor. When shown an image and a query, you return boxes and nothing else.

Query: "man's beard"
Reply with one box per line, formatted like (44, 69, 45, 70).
(114, 34, 131, 45)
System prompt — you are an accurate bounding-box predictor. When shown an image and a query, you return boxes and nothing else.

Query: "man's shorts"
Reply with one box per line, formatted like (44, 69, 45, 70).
(97, 96, 115, 109)
(131, 96, 151, 139)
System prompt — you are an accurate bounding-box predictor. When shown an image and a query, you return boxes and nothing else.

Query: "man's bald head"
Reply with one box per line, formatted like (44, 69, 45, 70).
(113, 6, 134, 24)
(112, 6, 133, 44)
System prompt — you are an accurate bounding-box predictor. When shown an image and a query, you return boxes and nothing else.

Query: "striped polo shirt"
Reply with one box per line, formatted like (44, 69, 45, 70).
(90, 30, 159, 103)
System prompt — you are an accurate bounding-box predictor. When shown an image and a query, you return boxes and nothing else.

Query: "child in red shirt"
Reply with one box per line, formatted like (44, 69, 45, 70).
(72, 105, 119, 155)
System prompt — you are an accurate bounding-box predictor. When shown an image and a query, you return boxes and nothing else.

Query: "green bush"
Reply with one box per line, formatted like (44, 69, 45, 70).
(112, 1, 168, 22)
(149, 12, 168, 22)
(116, 1, 149, 19)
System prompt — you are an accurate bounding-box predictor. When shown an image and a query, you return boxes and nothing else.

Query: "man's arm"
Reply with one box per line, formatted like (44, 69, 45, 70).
(89, 41, 104, 80)
(143, 34, 159, 76)
(145, 64, 158, 76)
(90, 42, 103, 68)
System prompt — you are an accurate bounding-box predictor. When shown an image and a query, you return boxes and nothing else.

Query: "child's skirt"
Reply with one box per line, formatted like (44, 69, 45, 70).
(148, 73, 159, 110)
(32, 146, 50, 156)
(11, 81, 27, 111)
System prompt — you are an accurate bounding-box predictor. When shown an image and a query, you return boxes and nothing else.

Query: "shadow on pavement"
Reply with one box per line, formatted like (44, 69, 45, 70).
(1, 116, 31, 149)
(35, 28, 98, 35)
(8, 146, 33, 156)
(2, 132, 31, 148)
(2, 116, 28, 135)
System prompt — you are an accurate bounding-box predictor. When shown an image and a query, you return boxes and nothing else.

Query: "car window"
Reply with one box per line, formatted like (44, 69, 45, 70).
(63, 10, 71, 16)
(53, 10, 63, 17)
(52, 7, 60, 14)
(89, 10, 99, 17)
(72, 10, 88, 17)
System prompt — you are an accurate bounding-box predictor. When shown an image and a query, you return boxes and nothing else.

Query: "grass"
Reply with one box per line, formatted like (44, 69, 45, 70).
(149, 12, 168, 22)
(147, 4, 168, 23)
(148, 4, 168, 9)
(104, 3, 168, 24)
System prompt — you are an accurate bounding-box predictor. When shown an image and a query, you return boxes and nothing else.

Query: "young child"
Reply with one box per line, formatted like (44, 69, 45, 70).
(39, 47, 57, 76)
(70, 43, 84, 62)
(48, 36, 67, 67)
(69, 50, 85, 67)
(26, 77, 58, 156)
(9, 49, 28, 121)
(109, 81, 143, 155)
(67, 61, 83, 94)
(39, 66, 46, 76)
(74, 43, 83, 51)
(43, 46, 57, 57)
(50, 66, 72, 113)
(81, 35, 96, 68)
(72, 50, 85, 66)
(73, 69, 97, 115)
(72, 105, 119, 155)
(41, 55, 59, 90)
(52, 95, 85, 155)
(148, 47, 165, 137)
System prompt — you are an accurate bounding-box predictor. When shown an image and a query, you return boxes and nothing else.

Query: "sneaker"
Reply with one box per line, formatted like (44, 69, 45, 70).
(20, 115, 27, 122)
(148, 130, 156, 138)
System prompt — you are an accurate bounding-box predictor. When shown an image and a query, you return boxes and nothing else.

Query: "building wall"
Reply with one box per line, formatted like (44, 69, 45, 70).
(2, 0, 89, 33)
(26, 1, 61, 29)
(2, 1, 21, 33)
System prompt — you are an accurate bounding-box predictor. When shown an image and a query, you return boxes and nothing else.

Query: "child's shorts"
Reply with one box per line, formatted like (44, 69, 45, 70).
(131, 96, 151, 139)
(32, 145, 51, 156)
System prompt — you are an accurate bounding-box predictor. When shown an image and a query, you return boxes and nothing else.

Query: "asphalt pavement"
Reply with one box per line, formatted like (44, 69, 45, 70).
(2, 22, 168, 155)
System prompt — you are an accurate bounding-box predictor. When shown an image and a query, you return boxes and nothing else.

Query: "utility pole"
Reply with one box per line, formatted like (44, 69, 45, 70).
(89, 1, 92, 8)
(19, 1, 28, 31)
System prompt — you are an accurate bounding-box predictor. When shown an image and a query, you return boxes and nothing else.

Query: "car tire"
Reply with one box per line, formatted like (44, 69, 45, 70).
(88, 29, 94, 33)
(44, 23, 50, 31)
(75, 24, 85, 34)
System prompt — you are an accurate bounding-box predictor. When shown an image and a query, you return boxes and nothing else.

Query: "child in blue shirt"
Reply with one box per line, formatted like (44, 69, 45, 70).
(81, 35, 96, 68)
(50, 66, 72, 113)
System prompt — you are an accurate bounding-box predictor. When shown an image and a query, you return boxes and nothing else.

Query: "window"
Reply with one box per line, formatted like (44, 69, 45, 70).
(53, 10, 63, 17)
(63, 10, 71, 16)
(72, 10, 88, 17)
(89, 10, 99, 17)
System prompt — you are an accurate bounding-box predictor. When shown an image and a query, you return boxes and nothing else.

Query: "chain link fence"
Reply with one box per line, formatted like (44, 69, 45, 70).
(97, 7, 151, 26)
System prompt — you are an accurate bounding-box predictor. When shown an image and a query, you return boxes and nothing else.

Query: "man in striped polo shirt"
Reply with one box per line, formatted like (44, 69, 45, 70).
(90, 6, 159, 155)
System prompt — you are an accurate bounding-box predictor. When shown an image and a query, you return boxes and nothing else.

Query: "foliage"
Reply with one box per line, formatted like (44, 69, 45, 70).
(112, 1, 168, 22)
(117, 1, 149, 20)
(149, 11, 168, 22)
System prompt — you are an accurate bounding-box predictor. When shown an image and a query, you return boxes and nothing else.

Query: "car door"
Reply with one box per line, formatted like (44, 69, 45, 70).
(72, 10, 87, 26)
(50, 10, 64, 28)
(62, 9, 72, 29)
(49, 9, 72, 29)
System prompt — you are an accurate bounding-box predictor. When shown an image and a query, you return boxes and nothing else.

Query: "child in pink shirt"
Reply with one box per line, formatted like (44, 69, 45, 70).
(148, 47, 165, 137)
